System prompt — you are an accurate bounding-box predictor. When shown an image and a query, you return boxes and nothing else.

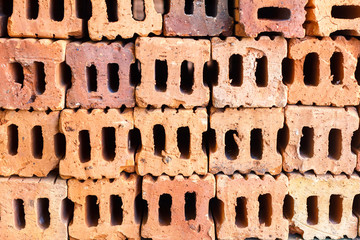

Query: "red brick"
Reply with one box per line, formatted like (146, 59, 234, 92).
(68, 173, 141, 240)
(287, 37, 360, 106)
(284, 106, 358, 175)
(212, 36, 287, 108)
(66, 42, 135, 109)
(141, 174, 215, 239)
(135, 37, 210, 108)
(210, 108, 284, 175)
(59, 109, 134, 179)
(135, 108, 207, 176)
(0, 173, 68, 239)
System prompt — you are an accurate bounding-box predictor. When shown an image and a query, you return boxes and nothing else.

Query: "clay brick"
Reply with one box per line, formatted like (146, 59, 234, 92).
(0, 110, 61, 177)
(88, 0, 162, 41)
(288, 173, 360, 239)
(284, 106, 358, 175)
(212, 37, 287, 108)
(163, 0, 233, 36)
(135, 108, 207, 176)
(68, 173, 140, 240)
(0, 38, 67, 110)
(8, 0, 82, 39)
(66, 42, 135, 109)
(59, 109, 134, 179)
(141, 174, 215, 240)
(0, 173, 68, 240)
(135, 37, 210, 108)
(287, 37, 360, 106)
(210, 108, 283, 175)
(235, 0, 307, 38)
(216, 174, 288, 240)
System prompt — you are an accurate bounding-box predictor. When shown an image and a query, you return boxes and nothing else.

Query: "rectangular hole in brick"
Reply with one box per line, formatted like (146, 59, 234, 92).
(202, 128, 216, 156)
(227, 0, 234, 17)
(107, 63, 119, 92)
(59, 62, 72, 90)
(85, 195, 99, 227)
(185, 192, 196, 220)
(87, 65, 97, 92)
(352, 194, 360, 217)
(328, 129, 342, 160)
(209, 197, 225, 225)
(132, 0, 145, 21)
(356, 57, 360, 85)
(257, 7, 291, 20)
(229, 54, 243, 87)
(258, 194, 272, 226)
(54, 132, 66, 159)
(102, 127, 116, 161)
(34, 62, 46, 95)
(330, 52, 344, 85)
(110, 195, 123, 225)
(130, 60, 141, 87)
(76, 0, 92, 20)
(235, 197, 248, 228)
(7, 124, 18, 156)
(277, 124, 289, 154)
(153, 124, 165, 157)
(0, 0, 13, 16)
(155, 60, 167, 92)
(282, 58, 294, 84)
(31, 126, 43, 159)
(105, 0, 118, 22)
(177, 127, 190, 159)
(180, 60, 194, 94)
(50, 0, 64, 21)
(184, 0, 194, 14)
(203, 60, 219, 87)
(27, 0, 39, 19)
(79, 130, 91, 163)
(250, 129, 263, 160)
(205, 0, 217, 17)
(10, 62, 24, 88)
(255, 56, 268, 87)
(159, 194, 172, 226)
(351, 129, 360, 154)
(61, 198, 74, 224)
(307, 196, 318, 225)
(14, 199, 25, 229)
(128, 128, 142, 153)
(283, 194, 294, 220)
(135, 193, 148, 224)
(329, 194, 343, 224)
(225, 130, 239, 160)
(299, 127, 314, 158)
(37, 198, 50, 229)
(331, 6, 360, 19)
(303, 53, 320, 86)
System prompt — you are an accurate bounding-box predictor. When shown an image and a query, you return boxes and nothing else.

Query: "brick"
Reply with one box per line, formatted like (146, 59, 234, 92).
(287, 37, 360, 106)
(216, 174, 288, 240)
(288, 173, 360, 239)
(141, 174, 215, 240)
(0, 110, 61, 177)
(135, 37, 210, 108)
(8, 0, 82, 39)
(235, 0, 307, 38)
(163, 0, 233, 36)
(135, 108, 207, 176)
(0, 173, 68, 240)
(212, 36, 287, 108)
(284, 106, 358, 175)
(68, 173, 140, 240)
(0, 38, 67, 110)
(66, 42, 135, 109)
(210, 108, 283, 175)
(88, 0, 162, 41)
(59, 109, 134, 179)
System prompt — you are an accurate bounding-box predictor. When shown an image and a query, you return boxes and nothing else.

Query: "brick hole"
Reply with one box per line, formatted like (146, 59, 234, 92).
(31, 126, 43, 159)
(128, 128, 142, 153)
(352, 194, 360, 217)
(180, 60, 194, 94)
(328, 129, 342, 160)
(203, 60, 219, 87)
(303, 53, 320, 86)
(105, 0, 118, 22)
(307, 196, 318, 225)
(227, 0, 234, 17)
(250, 129, 263, 160)
(86, 65, 97, 92)
(155, 60, 167, 92)
(330, 52, 344, 85)
(54, 133, 66, 159)
(257, 7, 291, 20)
(10, 62, 24, 88)
(331, 5, 360, 19)
(185, 192, 196, 220)
(282, 58, 294, 84)
(277, 124, 289, 154)
(7, 124, 18, 156)
(205, 0, 217, 17)
(59, 62, 72, 89)
(130, 59, 141, 87)
(79, 130, 91, 163)
(135, 193, 148, 224)
(299, 127, 314, 158)
(76, 0, 92, 20)
(351, 129, 360, 154)
(0, 0, 13, 16)
(153, 0, 169, 14)
(153, 124, 165, 156)
(209, 197, 225, 225)
(329, 194, 343, 224)
(235, 197, 248, 228)
(204, 128, 216, 154)
(61, 198, 74, 224)
(184, 0, 194, 15)
(85, 195, 100, 227)
(255, 56, 268, 87)
(107, 63, 119, 92)
(102, 127, 116, 161)
(37, 198, 50, 229)
(14, 199, 25, 229)
(110, 195, 123, 225)
(177, 127, 190, 159)
(225, 130, 239, 160)
(50, 0, 64, 21)
(229, 54, 243, 87)
(132, 0, 145, 21)
(355, 57, 360, 85)
(159, 194, 172, 226)
(27, 0, 39, 20)
(34, 62, 46, 95)
(258, 194, 272, 226)
(283, 194, 294, 220)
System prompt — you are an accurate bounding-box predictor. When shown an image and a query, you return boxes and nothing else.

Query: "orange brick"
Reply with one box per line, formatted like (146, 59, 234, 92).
(284, 106, 358, 175)
(212, 37, 287, 108)
(141, 174, 215, 240)
(59, 109, 134, 179)
(135, 37, 210, 108)
(68, 173, 141, 240)
(135, 108, 207, 176)
(210, 108, 284, 175)
(287, 37, 360, 106)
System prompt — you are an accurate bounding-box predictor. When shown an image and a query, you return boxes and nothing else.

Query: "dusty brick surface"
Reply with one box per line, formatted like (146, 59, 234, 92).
(210, 108, 284, 175)
(141, 174, 215, 240)
(68, 173, 141, 240)
(0, 174, 68, 240)
(66, 42, 135, 109)
(135, 37, 210, 108)
(135, 108, 207, 176)
(287, 37, 360, 106)
(59, 109, 134, 179)
(212, 37, 287, 108)
(284, 106, 358, 175)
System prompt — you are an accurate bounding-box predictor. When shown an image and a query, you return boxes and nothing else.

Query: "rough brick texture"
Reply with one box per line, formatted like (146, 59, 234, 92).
(212, 37, 287, 108)
(59, 109, 134, 179)
(68, 173, 141, 240)
(284, 106, 358, 175)
(66, 42, 135, 109)
(135, 108, 207, 176)
(135, 37, 210, 108)
(141, 174, 215, 240)
(0, 174, 68, 240)
(287, 37, 360, 106)
(210, 108, 284, 175)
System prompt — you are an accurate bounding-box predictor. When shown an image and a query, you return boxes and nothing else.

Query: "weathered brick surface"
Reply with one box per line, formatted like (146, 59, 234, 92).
(216, 174, 288, 240)
(88, 0, 162, 41)
(0, 38, 67, 110)
(0, 174, 68, 240)
(163, 0, 233, 36)
(135, 108, 207, 176)
(8, 0, 82, 39)
(284, 106, 358, 175)
(212, 37, 287, 108)
(287, 37, 360, 106)
(135, 37, 210, 108)
(59, 109, 134, 179)
(142, 174, 215, 240)
(68, 173, 141, 240)
(288, 173, 360, 239)
(66, 42, 135, 109)
(210, 108, 284, 175)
